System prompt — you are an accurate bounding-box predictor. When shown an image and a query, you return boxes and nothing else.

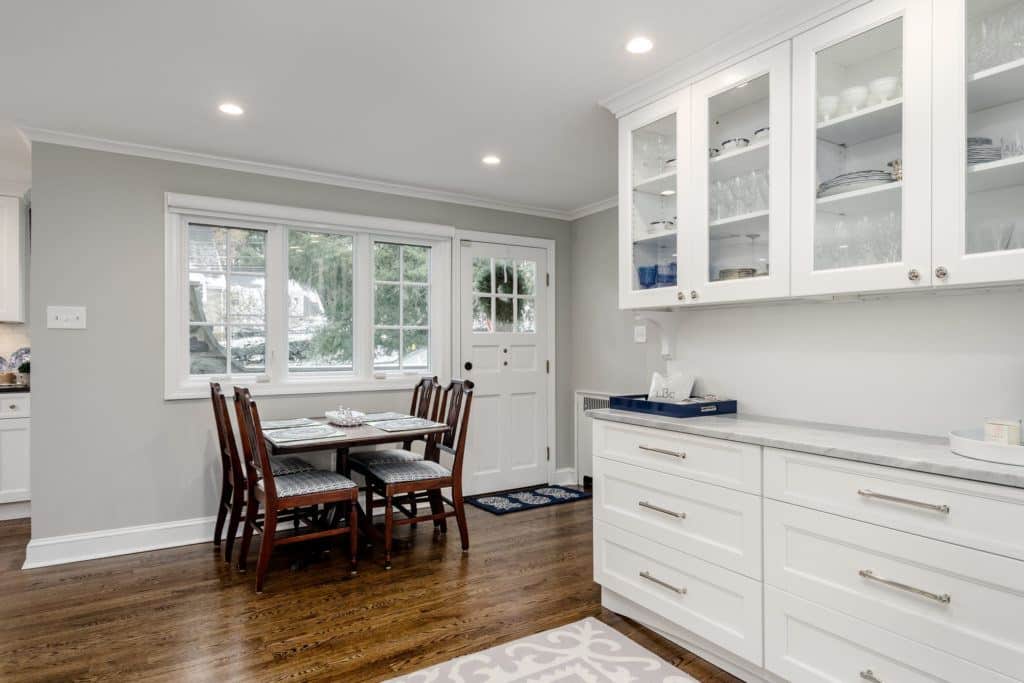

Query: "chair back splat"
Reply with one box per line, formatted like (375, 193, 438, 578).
(438, 379, 474, 479)
(411, 375, 442, 420)
(233, 386, 278, 503)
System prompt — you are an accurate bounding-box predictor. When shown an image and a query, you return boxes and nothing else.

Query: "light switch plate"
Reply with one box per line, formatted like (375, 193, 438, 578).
(47, 305, 87, 329)
(633, 324, 647, 343)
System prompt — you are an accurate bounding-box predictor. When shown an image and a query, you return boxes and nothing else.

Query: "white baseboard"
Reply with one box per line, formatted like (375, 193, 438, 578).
(23, 514, 219, 570)
(550, 467, 578, 486)
(0, 501, 30, 521)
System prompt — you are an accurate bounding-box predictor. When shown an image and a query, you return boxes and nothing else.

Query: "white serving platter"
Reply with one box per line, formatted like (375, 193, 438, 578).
(950, 428, 1024, 467)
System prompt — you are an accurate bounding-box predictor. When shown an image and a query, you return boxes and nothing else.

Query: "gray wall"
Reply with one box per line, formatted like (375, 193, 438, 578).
(570, 207, 1024, 438)
(569, 208, 663, 396)
(30, 143, 573, 539)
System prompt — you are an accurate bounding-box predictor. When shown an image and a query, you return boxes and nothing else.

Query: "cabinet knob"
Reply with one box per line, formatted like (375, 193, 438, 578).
(690, 290, 698, 300)
(935, 265, 948, 280)
(907, 268, 921, 282)
(677, 291, 685, 301)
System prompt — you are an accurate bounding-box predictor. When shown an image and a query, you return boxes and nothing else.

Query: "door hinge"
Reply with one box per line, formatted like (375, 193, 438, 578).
(546, 272, 550, 286)
(546, 446, 550, 461)
(546, 360, 550, 374)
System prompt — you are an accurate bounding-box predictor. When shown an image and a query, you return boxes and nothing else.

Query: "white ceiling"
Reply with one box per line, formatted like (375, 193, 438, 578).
(1, 0, 817, 217)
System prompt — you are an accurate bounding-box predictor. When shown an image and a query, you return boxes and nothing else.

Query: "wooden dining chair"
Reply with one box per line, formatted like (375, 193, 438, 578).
(209, 382, 315, 563)
(233, 387, 360, 592)
(362, 379, 474, 569)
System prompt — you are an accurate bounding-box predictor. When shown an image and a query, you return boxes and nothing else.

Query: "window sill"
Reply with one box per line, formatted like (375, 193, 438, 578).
(165, 375, 424, 401)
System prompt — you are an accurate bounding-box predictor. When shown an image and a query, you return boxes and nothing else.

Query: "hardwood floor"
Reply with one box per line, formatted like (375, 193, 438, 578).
(0, 501, 739, 682)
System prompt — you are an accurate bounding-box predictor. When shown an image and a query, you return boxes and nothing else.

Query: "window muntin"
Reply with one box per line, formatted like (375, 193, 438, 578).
(373, 243, 430, 371)
(187, 224, 267, 375)
(287, 230, 354, 372)
(471, 257, 536, 333)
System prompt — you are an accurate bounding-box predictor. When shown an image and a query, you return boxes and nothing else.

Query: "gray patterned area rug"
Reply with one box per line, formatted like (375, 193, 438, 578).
(385, 617, 697, 682)
(465, 485, 592, 515)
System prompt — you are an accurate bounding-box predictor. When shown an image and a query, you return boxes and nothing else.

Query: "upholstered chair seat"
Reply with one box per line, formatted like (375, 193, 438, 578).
(347, 448, 423, 470)
(269, 456, 315, 477)
(260, 470, 358, 499)
(366, 458, 451, 485)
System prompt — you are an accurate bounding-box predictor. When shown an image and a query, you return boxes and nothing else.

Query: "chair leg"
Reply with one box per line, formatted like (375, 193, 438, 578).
(237, 495, 259, 572)
(255, 507, 277, 593)
(453, 489, 469, 552)
(224, 487, 245, 563)
(428, 489, 445, 533)
(384, 492, 394, 570)
(408, 492, 418, 529)
(213, 479, 231, 547)
(348, 499, 359, 576)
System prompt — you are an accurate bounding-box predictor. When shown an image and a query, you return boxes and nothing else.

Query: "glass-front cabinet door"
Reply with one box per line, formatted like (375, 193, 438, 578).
(791, 0, 933, 296)
(686, 42, 791, 304)
(933, 0, 1024, 285)
(618, 90, 689, 308)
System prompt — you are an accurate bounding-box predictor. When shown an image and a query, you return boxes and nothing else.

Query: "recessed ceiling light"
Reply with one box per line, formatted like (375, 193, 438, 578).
(482, 155, 501, 166)
(660, 189, 676, 196)
(218, 102, 244, 116)
(626, 36, 654, 54)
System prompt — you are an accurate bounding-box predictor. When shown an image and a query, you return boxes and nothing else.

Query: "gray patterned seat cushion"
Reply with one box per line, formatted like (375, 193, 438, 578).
(366, 459, 451, 484)
(269, 455, 315, 476)
(348, 448, 422, 470)
(260, 470, 357, 498)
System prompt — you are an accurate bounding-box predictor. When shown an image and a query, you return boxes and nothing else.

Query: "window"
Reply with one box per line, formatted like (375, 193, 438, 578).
(471, 256, 537, 333)
(373, 243, 430, 371)
(165, 194, 451, 399)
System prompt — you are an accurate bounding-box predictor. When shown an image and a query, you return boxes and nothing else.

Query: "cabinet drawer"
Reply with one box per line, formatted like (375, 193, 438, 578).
(765, 587, 1015, 683)
(765, 447, 1024, 561)
(594, 520, 763, 666)
(593, 456, 762, 579)
(765, 500, 1024, 680)
(593, 420, 761, 493)
(0, 395, 29, 419)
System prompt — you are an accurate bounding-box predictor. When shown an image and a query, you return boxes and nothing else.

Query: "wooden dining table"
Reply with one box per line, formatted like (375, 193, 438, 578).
(263, 417, 451, 545)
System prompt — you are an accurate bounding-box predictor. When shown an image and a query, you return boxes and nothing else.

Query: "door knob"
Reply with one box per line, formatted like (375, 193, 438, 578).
(464, 361, 473, 371)
(935, 265, 948, 280)
(907, 268, 921, 281)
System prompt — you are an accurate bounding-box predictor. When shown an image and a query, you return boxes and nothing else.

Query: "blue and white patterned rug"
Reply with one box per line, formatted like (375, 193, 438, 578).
(466, 485, 591, 515)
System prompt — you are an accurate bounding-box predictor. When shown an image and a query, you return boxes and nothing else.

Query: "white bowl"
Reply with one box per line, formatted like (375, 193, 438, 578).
(841, 85, 869, 112)
(818, 95, 839, 121)
(869, 76, 899, 102)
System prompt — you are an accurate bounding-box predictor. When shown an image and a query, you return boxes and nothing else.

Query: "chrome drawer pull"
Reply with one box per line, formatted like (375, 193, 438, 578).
(858, 569, 951, 604)
(860, 670, 882, 683)
(857, 489, 950, 514)
(639, 570, 686, 595)
(638, 500, 686, 519)
(638, 444, 686, 459)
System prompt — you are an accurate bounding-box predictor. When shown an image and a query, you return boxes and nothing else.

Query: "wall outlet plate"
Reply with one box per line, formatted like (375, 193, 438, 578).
(47, 305, 87, 329)
(633, 324, 647, 343)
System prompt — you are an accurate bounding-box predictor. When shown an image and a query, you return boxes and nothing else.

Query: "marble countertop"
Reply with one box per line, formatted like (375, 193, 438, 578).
(587, 409, 1024, 489)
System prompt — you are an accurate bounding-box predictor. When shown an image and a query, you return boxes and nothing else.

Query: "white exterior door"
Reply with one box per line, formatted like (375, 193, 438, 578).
(459, 240, 549, 495)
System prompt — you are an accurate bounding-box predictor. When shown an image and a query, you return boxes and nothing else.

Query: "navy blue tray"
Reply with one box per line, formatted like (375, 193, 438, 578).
(609, 394, 737, 418)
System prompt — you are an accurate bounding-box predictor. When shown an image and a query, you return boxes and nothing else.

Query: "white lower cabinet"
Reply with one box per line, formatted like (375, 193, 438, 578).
(593, 418, 1024, 682)
(594, 521, 763, 665)
(765, 587, 1016, 683)
(0, 417, 30, 504)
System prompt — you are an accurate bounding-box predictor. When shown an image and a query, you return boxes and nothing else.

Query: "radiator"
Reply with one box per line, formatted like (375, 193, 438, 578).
(574, 391, 611, 484)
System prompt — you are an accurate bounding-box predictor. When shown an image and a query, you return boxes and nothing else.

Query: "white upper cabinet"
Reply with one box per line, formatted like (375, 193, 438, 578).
(686, 42, 792, 304)
(0, 196, 26, 323)
(619, 90, 690, 309)
(933, 0, 1024, 286)
(792, 0, 933, 296)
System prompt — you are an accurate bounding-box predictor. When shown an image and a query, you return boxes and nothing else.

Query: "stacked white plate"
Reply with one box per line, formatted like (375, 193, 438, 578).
(816, 170, 895, 198)
(968, 137, 1001, 165)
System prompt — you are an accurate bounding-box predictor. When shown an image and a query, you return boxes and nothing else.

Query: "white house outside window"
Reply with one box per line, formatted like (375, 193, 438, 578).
(165, 194, 452, 399)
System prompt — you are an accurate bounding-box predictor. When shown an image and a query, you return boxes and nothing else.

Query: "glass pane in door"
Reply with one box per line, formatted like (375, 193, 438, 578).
(965, 0, 1024, 255)
(707, 73, 771, 282)
(813, 18, 904, 271)
(631, 114, 678, 290)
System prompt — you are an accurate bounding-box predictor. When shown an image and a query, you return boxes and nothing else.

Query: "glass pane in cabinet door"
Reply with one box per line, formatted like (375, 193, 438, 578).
(965, 0, 1024, 255)
(707, 73, 771, 282)
(813, 18, 904, 271)
(631, 114, 678, 290)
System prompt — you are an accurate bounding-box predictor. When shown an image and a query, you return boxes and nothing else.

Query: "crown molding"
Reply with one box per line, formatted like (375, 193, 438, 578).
(20, 126, 597, 222)
(600, 0, 867, 118)
(567, 195, 617, 221)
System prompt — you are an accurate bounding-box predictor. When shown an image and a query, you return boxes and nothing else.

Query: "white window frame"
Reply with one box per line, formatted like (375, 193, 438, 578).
(164, 193, 452, 399)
